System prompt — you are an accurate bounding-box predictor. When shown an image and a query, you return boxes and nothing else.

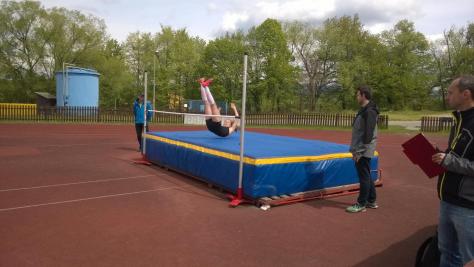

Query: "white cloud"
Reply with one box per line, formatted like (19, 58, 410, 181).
(257, 0, 335, 20)
(426, 33, 444, 42)
(207, 2, 218, 11)
(219, 0, 336, 33)
(365, 23, 391, 34)
(37, 0, 473, 42)
(222, 12, 250, 31)
(350, 0, 419, 17)
(216, 0, 422, 35)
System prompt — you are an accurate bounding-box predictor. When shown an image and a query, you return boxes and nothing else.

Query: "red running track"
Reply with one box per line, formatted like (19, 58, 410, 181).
(0, 123, 447, 266)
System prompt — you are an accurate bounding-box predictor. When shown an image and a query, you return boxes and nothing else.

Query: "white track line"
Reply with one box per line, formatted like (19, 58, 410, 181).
(40, 142, 134, 148)
(58, 133, 124, 136)
(0, 185, 188, 212)
(0, 174, 156, 192)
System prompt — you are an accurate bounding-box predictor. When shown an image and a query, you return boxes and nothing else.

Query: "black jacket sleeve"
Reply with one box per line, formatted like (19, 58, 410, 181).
(363, 109, 378, 144)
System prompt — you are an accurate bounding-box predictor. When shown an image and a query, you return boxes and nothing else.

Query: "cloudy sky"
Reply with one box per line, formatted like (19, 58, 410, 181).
(39, 0, 473, 42)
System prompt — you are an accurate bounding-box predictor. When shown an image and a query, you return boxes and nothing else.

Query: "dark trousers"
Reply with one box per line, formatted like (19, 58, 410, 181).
(355, 157, 376, 205)
(135, 123, 149, 149)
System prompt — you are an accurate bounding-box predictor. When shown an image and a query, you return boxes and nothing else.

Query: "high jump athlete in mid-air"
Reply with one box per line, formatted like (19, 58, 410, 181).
(198, 78, 239, 137)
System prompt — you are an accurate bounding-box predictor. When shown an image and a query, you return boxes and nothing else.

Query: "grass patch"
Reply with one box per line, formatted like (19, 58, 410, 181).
(379, 125, 419, 134)
(249, 124, 451, 135)
(383, 110, 451, 121)
(247, 124, 352, 131)
(248, 124, 431, 134)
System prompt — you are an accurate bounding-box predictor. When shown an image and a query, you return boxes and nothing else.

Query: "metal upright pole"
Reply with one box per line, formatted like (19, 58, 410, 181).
(238, 54, 248, 192)
(153, 55, 156, 109)
(229, 53, 248, 207)
(62, 62, 65, 106)
(142, 71, 148, 156)
(133, 71, 151, 165)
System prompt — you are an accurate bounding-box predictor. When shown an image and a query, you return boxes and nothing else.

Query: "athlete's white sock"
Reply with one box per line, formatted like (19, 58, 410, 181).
(200, 86, 208, 102)
(205, 86, 215, 105)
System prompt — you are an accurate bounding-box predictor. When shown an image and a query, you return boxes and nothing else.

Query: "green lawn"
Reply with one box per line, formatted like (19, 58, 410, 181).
(248, 124, 444, 135)
(383, 110, 452, 121)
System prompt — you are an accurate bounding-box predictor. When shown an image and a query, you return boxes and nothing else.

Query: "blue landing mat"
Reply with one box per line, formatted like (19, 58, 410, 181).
(145, 131, 379, 199)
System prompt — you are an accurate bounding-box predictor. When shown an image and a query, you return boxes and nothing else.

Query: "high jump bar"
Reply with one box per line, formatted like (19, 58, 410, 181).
(149, 110, 237, 119)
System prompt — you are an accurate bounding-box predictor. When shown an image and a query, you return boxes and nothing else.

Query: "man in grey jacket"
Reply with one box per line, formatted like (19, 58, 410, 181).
(346, 85, 380, 213)
(432, 75, 474, 266)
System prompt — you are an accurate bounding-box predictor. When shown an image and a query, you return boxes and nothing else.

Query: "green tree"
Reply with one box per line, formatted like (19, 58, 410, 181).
(442, 24, 474, 77)
(124, 31, 154, 97)
(200, 32, 246, 104)
(247, 19, 296, 112)
(0, 1, 110, 104)
(97, 39, 134, 108)
(43, 7, 107, 74)
(0, 0, 48, 102)
(325, 15, 371, 110)
(362, 34, 392, 109)
(429, 23, 474, 109)
(380, 20, 434, 110)
(153, 26, 205, 110)
(284, 21, 332, 111)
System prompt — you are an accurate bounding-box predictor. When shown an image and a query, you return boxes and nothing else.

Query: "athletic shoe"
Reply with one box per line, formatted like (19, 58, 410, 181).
(346, 203, 366, 213)
(197, 77, 206, 86)
(366, 202, 379, 209)
(197, 77, 213, 87)
(204, 78, 213, 86)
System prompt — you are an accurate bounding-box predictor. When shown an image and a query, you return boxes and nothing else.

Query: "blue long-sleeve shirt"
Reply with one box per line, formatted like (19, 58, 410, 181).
(133, 100, 153, 124)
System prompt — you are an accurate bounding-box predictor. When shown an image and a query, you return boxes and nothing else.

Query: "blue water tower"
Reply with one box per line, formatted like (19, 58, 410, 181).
(56, 67, 100, 107)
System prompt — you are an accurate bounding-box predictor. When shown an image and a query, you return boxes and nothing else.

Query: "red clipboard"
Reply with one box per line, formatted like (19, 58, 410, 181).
(401, 133, 445, 178)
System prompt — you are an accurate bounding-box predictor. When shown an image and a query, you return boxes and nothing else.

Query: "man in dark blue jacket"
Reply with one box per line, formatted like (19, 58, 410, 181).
(133, 94, 153, 151)
(432, 75, 474, 266)
(347, 85, 380, 213)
